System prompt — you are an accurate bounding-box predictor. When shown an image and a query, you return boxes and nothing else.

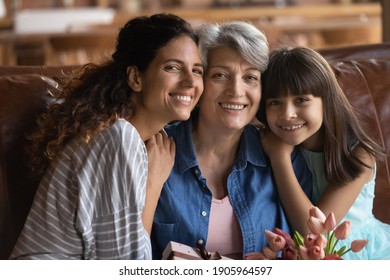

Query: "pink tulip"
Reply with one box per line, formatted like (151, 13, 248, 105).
(265, 230, 287, 252)
(273, 228, 295, 248)
(334, 221, 351, 240)
(263, 246, 278, 259)
(304, 233, 327, 249)
(298, 245, 310, 260)
(265, 229, 279, 243)
(299, 245, 325, 260)
(308, 246, 325, 260)
(350, 239, 368, 253)
(243, 252, 268, 260)
(282, 246, 298, 260)
(309, 206, 326, 222)
(323, 212, 336, 232)
(307, 216, 324, 235)
(315, 234, 328, 249)
(304, 233, 318, 248)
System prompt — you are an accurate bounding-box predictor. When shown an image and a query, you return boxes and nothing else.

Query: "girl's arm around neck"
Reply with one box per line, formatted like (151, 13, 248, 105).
(261, 131, 375, 234)
(260, 130, 313, 234)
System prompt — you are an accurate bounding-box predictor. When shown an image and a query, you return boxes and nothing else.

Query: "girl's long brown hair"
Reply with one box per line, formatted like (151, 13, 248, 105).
(258, 46, 387, 187)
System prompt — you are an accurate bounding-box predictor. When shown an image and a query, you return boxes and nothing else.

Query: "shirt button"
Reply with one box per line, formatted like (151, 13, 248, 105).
(194, 169, 199, 175)
(201, 211, 207, 217)
(202, 184, 207, 189)
(197, 239, 204, 245)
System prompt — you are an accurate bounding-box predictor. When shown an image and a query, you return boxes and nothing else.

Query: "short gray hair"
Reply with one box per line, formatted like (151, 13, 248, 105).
(196, 21, 269, 72)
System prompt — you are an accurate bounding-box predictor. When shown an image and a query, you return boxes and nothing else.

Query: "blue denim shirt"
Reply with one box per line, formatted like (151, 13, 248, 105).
(151, 119, 312, 259)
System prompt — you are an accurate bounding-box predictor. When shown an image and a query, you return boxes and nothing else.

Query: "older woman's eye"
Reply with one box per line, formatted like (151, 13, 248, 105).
(212, 72, 228, 79)
(245, 75, 260, 85)
(246, 74, 259, 81)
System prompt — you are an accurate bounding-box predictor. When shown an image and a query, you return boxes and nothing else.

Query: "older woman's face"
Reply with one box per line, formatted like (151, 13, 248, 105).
(198, 46, 261, 131)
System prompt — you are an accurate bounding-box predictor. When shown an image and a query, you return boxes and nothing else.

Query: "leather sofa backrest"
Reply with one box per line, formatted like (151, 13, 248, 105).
(0, 66, 80, 259)
(0, 74, 57, 259)
(320, 43, 390, 224)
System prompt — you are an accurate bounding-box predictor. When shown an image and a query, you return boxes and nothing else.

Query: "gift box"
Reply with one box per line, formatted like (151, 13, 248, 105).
(162, 241, 232, 260)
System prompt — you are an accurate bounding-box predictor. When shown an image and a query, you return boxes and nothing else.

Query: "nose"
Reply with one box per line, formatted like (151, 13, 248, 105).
(226, 77, 244, 97)
(181, 70, 198, 88)
(281, 103, 297, 120)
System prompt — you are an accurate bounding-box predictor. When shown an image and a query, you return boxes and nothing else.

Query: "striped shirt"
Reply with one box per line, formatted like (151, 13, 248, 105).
(10, 119, 151, 259)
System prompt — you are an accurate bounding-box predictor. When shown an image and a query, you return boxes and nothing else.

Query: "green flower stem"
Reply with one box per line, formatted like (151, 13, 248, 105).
(325, 231, 337, 254)
(331, 239, 340, 254)
(339, 248, 351, 257)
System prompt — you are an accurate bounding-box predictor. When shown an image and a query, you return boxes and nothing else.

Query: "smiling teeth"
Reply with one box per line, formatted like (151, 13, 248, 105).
(173, 95, 191, 102)
(221, 104, 244, 110)
(281, 124, 303, 130)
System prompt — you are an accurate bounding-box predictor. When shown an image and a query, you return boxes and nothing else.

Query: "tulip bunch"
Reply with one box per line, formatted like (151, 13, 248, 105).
(245, 206, 368, 260)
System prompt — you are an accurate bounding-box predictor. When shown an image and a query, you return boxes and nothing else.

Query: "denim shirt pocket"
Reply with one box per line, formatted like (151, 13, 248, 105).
(152, 222, 178, 259)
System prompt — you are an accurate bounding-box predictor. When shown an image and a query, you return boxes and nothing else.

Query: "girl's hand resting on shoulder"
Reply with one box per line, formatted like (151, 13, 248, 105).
(259, 128, 294, 161)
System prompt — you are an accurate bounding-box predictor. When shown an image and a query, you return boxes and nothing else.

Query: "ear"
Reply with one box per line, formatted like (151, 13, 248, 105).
(127, 66, 142, 92)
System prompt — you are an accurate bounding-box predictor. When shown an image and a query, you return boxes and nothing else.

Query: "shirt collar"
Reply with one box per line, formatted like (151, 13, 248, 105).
(236, 124, 268, 170)
(174, 119, 199, 174)
(171, 119, 268, 174)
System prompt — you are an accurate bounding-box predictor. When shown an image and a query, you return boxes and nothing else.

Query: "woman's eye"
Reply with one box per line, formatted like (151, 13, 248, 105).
(246, 75, 259, 81)
(165, 65, 180, 72)
(193, 68, 204, 76)
(212, 72, 227, 79)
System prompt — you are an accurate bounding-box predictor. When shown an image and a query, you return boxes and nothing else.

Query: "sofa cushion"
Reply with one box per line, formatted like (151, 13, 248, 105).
(0, 74, 57, 259)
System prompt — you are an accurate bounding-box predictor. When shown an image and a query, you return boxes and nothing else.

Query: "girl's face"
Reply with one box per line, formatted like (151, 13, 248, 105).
(198, 46, 261, 132)
(138, 35, 204, 123)
(265, 93, 324, 151)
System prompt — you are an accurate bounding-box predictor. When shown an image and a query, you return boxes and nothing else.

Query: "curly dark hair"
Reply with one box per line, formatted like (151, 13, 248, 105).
(27, 13, 198, 176)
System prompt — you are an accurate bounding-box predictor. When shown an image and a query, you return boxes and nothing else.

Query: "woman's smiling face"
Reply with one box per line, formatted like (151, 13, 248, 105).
(198, 46, 261, 131)
(138, 35, 204, 124)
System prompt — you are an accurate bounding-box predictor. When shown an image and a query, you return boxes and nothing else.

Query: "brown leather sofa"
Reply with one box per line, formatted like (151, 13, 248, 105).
(0, 43, 389, 260)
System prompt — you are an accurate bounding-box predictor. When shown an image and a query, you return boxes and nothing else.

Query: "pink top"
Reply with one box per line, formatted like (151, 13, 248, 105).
(206, 196, 243, 259)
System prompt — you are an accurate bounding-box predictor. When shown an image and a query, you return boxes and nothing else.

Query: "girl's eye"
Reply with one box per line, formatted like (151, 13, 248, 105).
(267, 100, 280, 106)
(296, 97, 308, 104)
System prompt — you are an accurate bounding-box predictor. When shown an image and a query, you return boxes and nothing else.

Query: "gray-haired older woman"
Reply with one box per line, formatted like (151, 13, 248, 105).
(151, 21, 312, 259)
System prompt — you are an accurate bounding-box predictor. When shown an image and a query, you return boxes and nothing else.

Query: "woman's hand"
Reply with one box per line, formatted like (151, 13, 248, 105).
(146, 130, 176, 190)
(143, 130, 176, 234)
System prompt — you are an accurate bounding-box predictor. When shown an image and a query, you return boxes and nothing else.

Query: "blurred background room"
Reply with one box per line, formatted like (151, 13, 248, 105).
(0, 0, 387, 66)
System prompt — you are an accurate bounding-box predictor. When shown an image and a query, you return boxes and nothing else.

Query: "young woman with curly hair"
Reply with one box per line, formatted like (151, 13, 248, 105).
(10, 13, 204, 260)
